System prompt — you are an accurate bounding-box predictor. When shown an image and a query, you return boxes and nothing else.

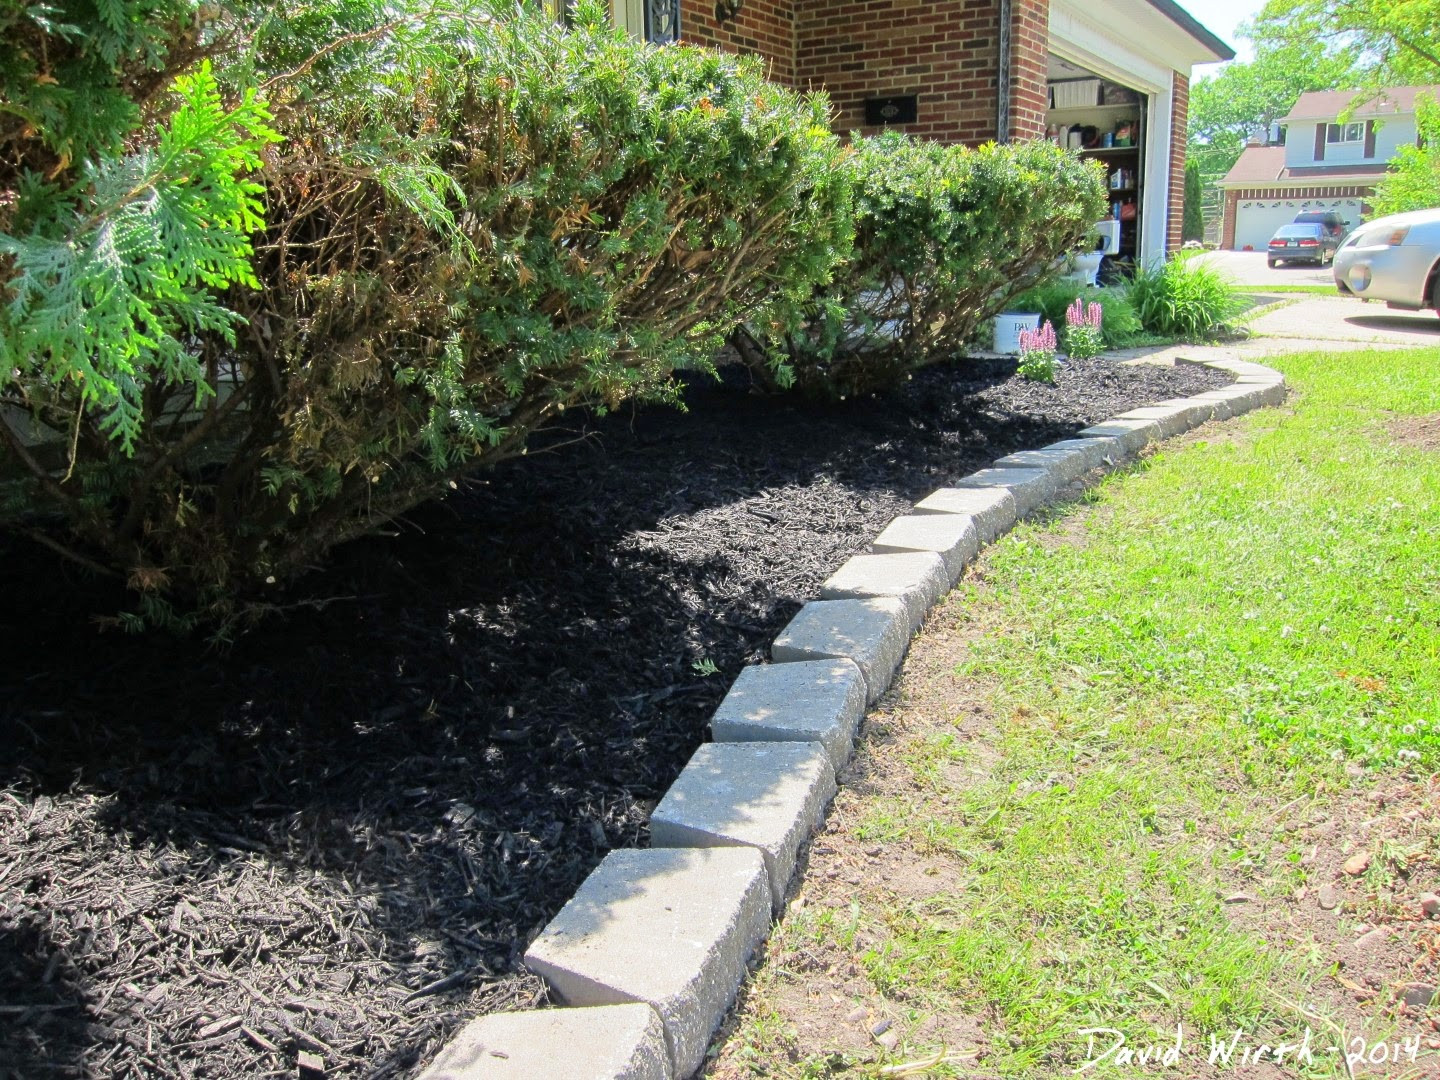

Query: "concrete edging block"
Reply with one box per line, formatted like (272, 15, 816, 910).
(990, 444, 1097, 485)
(951, 465, 1062, 516)
(820, 551, 948, 631)
(1113, 405, 1195, 438)
(869, 513, 980, 586)
(710, 659, 866, 770)
(1075, 417, 1163, 455)
(771, 598, 910, 704)
(416, 1004, 670, 1080)
(910, 486, 1017, 542)
(651, 742, 837, 911)
(524, 848, 771, 1079)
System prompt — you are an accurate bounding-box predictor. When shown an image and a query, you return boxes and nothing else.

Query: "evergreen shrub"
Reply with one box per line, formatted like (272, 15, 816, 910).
(0, 1, 850, 627)
(746, 133, 1107, 396)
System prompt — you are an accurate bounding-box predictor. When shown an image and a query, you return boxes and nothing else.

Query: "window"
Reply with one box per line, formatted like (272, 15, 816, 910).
(550, 0, 678, 43)
(1326, 122, 1364, 144)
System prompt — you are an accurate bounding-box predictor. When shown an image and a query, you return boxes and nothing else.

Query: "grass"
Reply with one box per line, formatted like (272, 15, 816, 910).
(714, 346, 1440, 1079)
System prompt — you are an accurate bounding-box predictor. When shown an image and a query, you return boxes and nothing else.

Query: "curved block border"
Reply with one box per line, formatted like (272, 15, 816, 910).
(418, 358, 1286, 1079)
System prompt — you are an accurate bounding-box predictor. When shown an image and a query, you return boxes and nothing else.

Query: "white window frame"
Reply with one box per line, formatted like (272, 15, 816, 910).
(1326, 121, 1364, 144)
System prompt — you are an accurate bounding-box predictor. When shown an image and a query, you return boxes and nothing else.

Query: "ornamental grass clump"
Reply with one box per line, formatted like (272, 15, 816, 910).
(1063, 297, 1105, 359)
(1129, 252, 1245, 340)
(743, 132, 1107, 397)
(1016, 321, 1059, 383)
(0, 0, 851, 629)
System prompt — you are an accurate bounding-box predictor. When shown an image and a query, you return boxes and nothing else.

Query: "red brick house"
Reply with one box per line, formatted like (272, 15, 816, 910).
(607, 0, 1231, 265)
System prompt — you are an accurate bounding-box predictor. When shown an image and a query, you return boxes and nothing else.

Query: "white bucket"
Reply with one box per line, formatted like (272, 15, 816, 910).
(993, 312, 1041, 354)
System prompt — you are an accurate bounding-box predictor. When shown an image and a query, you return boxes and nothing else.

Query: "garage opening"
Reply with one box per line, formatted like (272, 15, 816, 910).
(1045, 56, 1147, 277)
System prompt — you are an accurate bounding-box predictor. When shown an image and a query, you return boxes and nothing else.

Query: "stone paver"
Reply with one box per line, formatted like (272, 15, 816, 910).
(819, 551, 948, 631)
(991, 440, 1109, 484)
(1113, 404, 1195, 438)
(417, 1004, 670, 1080)
(910, 486, 1017, 542)
(710, 659, 866, 769)
(651, 742, 836, 909)
(1077, 417, 1163, 455)
(951, 466, 1061, 517)
(869, 513, 980, 585)
(771, 598, 910, 703)
(524, 848, 770, 1079)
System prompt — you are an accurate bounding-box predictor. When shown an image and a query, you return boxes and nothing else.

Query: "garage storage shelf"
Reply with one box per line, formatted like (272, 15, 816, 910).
(1047, 79, 1145, 266)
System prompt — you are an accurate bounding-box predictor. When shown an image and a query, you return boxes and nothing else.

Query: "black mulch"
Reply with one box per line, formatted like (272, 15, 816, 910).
(0, 355, 1231, 1078)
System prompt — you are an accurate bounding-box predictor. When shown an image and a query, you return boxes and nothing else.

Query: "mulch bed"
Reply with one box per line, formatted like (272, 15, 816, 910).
(0, 355, 1231, 1078)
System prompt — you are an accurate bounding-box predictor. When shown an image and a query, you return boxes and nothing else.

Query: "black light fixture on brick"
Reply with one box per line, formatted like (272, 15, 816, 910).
(715, 0, 742, 22)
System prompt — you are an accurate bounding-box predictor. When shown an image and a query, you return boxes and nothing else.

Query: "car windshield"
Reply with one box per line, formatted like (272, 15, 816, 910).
(1273, 226, 1322, 238)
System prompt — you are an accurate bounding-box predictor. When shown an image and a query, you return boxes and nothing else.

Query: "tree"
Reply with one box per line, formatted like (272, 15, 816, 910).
(1187, 33, 1359, 190)
(1182, 160, 1204, 242)
(1252, 0, 1440, 86)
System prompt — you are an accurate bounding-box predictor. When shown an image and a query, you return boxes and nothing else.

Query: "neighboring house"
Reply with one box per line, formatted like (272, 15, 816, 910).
(604, 0, 1231, 266)
(1218, 86, 1440, 251)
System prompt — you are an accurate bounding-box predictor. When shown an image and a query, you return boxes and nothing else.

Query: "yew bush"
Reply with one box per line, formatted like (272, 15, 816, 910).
(1, 1, 849, 628)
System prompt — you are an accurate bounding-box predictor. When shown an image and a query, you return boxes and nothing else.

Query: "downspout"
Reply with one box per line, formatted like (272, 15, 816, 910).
(997, 0, 1012, 143)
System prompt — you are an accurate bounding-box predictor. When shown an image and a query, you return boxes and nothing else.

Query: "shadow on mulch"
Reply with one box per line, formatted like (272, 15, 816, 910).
(0, 356, 1231, 1078)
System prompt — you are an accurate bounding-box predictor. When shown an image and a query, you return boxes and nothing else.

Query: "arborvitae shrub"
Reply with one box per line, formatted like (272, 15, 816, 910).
(0, 1, 851, 629)
(746, 133, 1108, 397)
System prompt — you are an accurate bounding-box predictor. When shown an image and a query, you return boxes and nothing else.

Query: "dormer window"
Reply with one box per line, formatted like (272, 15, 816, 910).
(1326, 122, 1364, 144)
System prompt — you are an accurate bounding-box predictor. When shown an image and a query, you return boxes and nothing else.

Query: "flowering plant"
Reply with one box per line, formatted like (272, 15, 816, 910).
(1016, 320, 1058, 383)
(1063, 297, 1105, 360)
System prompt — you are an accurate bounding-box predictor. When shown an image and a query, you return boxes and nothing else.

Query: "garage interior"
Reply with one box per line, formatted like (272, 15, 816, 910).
(1046, 55, 1147, 275)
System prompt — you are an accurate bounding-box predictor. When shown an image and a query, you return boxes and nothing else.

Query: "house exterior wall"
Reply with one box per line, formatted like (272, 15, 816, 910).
(1166, 70, 1187, 252)
(1283, 116, 1419, 169)
(680, 0, 1047, 144)
(1220, 184, 1375, 250)
(680, 0, 798, 86)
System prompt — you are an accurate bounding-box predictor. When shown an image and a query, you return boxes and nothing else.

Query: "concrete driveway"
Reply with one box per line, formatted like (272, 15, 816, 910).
(1244, 294, 1440, 347)
(1195, 249, 1335, 287)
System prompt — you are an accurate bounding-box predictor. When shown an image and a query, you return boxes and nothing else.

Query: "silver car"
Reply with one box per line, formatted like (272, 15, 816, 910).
(1333, 207, 1440, 313)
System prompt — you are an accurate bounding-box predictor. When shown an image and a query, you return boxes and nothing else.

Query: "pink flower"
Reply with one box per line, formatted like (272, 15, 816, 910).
(1066, 299, 1103, 329)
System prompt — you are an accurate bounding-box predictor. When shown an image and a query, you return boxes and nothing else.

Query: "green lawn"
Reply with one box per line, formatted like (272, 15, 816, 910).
(712, 347, 1440, 1079)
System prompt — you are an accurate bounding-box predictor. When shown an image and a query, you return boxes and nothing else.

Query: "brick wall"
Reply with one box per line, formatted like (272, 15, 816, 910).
(1007, 0, 1049, 141)
(1219, 184, 1376, 249)
(1166, 71, 1188, 252)
(680, 0, 1047, 143)
(680, 0, 798, 87)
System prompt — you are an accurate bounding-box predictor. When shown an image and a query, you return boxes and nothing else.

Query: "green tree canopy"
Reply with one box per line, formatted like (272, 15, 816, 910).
(1187, 32, 1359, 189)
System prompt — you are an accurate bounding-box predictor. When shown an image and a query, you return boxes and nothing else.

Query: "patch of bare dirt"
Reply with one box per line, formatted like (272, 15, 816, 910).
(706, 550, 1440, 1080)
(1219, 775, 1440, 1059)
(1388, 414, 1440, 452)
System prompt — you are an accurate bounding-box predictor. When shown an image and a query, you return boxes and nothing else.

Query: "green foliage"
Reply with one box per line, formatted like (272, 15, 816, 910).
(756, 133, 1107, 397)
(1186, 27, 1358, 191)
(1372, 95, 1440, 215)
(1010, 280, 1146, 348)
(1, 0, 850, 627)
(0, 0, 205, 182)
(1182, 160, 1204, 243)
(2, 63, 279, 450)
(1128, 253, 1245, 340)
(1254, 0, 1440, 86)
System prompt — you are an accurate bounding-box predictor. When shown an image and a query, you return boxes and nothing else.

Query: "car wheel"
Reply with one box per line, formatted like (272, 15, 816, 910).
(1268, 259, 1278, 268)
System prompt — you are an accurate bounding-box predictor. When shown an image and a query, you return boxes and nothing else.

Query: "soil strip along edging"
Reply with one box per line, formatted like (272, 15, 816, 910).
(415, 357, 1287, 1080)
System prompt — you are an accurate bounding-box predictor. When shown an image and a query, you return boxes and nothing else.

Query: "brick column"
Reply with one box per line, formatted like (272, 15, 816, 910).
(1007, 0, 1050, 141)
(1220, 190, 1238, 250)
(1166, 71, 1188, 252)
